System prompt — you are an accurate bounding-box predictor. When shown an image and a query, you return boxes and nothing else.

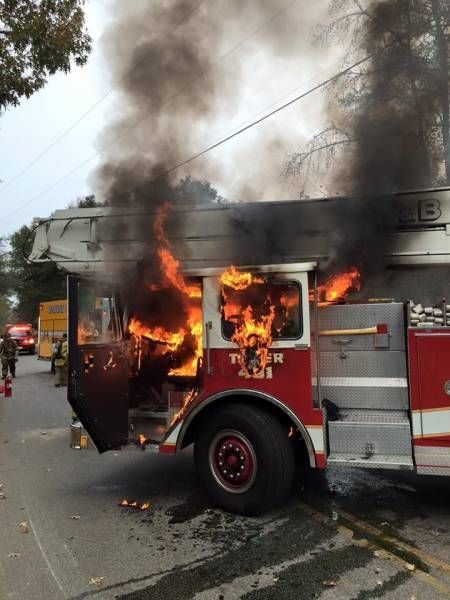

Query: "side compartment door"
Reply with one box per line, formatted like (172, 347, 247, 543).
(415, 332, 450, 444)
(68, 276, 129, 452)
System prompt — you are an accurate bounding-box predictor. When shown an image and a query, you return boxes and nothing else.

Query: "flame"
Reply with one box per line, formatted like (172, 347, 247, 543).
(316, 267, 361, 304)
(138, 434, 146, 445)
(220, 267, 277, 377)
(78, 321, 96, 345)
(231, 304, 275, 377)
(168, 307, 202, 376)
(129, 318, 186, 352)
(128, 203, 203, 377)
(220, 266, 264, 290)
(157, 248, 202, 299)
(169, 388, 197, 427)
(119, 499, 151, 511)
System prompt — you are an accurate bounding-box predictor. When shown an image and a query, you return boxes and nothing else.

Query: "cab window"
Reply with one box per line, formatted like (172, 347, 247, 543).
(221, 280, 302, 341)
(77, 284, 121, 345)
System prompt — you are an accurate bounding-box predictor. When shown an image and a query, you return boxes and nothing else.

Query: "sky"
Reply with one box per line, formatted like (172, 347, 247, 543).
(0, 0, 342, 238)
(0, 1, 111, 237)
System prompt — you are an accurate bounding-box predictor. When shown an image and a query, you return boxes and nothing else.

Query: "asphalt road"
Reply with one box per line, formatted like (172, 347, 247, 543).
(1, 356, 450, 599)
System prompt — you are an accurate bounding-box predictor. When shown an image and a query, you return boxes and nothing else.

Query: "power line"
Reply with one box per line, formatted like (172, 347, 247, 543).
(142, 49, 386, 184)
(0, 0, 207, 195)
(2, 0, 300, 221)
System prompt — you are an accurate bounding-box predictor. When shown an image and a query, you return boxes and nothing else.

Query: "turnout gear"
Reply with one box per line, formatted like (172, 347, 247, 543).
(0, 334, 18, 378)
(54, 334, 68, 387)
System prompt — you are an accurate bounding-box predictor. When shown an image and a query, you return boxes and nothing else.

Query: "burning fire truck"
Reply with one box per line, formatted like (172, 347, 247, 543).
(30, 187, 450, 514)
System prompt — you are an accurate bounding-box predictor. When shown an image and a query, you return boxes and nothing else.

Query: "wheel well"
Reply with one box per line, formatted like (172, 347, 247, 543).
(179, 394, 314, 467)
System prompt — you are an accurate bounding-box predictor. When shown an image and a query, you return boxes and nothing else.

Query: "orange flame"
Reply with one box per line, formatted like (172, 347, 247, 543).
(220, 266, 264, 290)
(231, 304, 275, 377)
(119, 499, 152, 511)
(168, 307, 202, 376)
(128, 203, 203, 377)
(169, 388, 197, 427)
(220, 267, 276, 377)
(157, 248, 202, 299)
(138, 434, 147, 445)
(316, 267, 361, 304)
(129, 318, 186, 352)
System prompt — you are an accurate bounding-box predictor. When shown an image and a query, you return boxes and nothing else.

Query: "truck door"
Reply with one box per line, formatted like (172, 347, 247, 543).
(68, 276, 129, 452)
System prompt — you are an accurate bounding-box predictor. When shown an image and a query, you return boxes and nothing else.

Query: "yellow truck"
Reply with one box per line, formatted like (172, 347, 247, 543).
(38, 300, 67, 360)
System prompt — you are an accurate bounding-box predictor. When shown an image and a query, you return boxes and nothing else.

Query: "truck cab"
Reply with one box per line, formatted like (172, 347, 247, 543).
(67, 263, 315, 514)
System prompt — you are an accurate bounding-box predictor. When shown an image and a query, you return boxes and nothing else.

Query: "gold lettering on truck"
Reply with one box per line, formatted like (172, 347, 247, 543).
(229, 352, 283, 378)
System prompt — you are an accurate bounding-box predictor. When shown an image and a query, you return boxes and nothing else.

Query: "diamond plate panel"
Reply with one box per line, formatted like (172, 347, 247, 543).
(328, 453, 414, 470)
(316, 303, 405, 352)
(337, 409, 410, 424)
(313, 385, 409, 410)
(318, 351, 407, 378)
(328, 422, 412, 455)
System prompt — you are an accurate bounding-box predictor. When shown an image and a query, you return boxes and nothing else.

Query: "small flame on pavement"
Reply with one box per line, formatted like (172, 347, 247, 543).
(119, 499, 152, 511)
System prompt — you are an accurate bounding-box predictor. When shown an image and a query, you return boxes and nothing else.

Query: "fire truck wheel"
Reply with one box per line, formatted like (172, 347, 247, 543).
(194, 404, 295, 515)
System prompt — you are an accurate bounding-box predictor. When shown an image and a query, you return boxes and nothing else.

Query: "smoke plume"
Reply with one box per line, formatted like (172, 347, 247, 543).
(92, 0, 332, 325)
(326, 0, 437, 277)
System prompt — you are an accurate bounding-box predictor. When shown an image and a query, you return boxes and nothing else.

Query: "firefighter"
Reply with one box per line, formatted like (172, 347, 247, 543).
(54, 333, 68, 387)
(0, 332, 18, 378)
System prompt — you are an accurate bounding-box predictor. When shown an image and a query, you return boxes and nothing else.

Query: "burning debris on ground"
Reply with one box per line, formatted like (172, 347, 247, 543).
(119, 500, 152, 511)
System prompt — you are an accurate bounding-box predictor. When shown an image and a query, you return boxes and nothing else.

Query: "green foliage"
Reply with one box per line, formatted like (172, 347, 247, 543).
(0, 238, 12, 329)
(8, 225, 65, 325)
(0, 0, 91, 110)
(69, 194, 104, 208)
(174, 176, 225, 204)
(287, 0, 450, 193)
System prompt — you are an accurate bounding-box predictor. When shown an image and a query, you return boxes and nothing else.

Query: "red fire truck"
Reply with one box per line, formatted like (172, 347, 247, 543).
(30, 187, 450, 514)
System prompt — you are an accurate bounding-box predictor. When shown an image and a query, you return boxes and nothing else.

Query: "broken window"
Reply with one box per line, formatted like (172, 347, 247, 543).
(221, 279, 302, 341)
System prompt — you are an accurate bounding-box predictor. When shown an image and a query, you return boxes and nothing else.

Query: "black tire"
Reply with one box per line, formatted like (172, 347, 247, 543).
(194, 403, 295, 516)
(29, 347, 35, 355)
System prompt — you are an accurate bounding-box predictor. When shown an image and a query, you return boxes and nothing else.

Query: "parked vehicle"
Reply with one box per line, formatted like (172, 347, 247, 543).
(6, 324, 36, 355)
(38, 300, 67, 360)
(30, 187, 450, 514)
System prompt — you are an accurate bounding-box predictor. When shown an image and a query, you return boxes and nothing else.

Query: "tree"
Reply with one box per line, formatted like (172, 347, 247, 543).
(8, 225, 65, 325)
(69, 194, 104, 208)
(0, 0, 91, 110)
(174, 176, 225, 204)
(286, 0, 450, 195)
(0, 238, 12, 329)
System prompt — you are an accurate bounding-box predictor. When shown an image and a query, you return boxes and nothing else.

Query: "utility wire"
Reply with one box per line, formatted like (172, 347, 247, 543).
(0, 0, 207, 195)
(2, 0, 299, 221)
(141, 49, 387, 185)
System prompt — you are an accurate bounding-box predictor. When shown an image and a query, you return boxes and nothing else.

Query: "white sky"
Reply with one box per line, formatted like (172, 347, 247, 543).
(0, 1, 341, 238)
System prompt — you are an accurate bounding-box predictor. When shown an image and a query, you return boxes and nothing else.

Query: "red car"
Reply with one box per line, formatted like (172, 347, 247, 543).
(6, 324, 36, 355)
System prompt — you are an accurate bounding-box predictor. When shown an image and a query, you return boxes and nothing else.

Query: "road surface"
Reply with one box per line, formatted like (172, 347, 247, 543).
(0, 356, 449, 599)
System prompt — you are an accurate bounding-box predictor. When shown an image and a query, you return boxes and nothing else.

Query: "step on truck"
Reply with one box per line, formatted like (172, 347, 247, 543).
(30, 187, 450, 514)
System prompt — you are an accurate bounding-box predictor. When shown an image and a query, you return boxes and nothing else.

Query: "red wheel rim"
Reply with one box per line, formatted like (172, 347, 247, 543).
(209, 430, 257, 494)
